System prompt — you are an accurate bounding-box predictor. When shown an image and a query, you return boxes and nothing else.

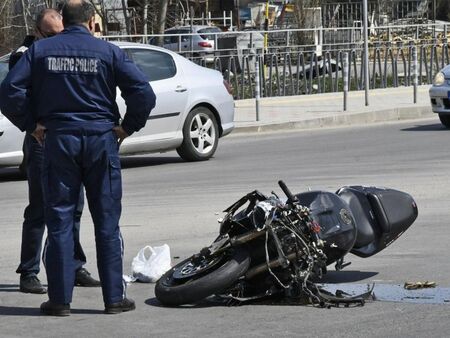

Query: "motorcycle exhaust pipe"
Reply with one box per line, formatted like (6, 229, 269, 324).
(230, 229, 267, 246)
(245, 252, 298, 279)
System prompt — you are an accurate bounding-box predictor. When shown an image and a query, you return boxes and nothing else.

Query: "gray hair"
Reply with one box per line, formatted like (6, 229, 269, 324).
(35, 8, 59, 30)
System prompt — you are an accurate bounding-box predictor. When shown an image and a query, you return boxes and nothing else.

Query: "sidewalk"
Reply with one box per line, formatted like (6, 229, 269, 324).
(232, 85, 433, 133)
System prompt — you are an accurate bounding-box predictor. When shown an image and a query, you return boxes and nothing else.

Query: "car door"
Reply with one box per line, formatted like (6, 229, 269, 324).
(0, 60, 25, 166)
(120, 48, 189, 149)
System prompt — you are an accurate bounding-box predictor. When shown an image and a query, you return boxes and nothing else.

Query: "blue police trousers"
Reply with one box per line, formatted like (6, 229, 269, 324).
(42, 129, 124, 305)
(17, 133, 86, 277)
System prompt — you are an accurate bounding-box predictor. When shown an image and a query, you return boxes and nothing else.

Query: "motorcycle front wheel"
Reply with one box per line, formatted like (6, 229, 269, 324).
(155, 248, 250, 306)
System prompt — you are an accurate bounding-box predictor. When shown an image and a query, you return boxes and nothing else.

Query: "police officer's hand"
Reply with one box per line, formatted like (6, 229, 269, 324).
(31, 123, 47, 146)
(113, 126, 129, 147)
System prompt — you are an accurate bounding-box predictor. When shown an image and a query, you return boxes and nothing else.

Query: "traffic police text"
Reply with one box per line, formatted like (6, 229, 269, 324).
(47, 56, 99, 73)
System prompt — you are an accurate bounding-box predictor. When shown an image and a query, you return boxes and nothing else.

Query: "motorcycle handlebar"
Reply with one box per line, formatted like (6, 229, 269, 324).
(278, 180, 298, 204)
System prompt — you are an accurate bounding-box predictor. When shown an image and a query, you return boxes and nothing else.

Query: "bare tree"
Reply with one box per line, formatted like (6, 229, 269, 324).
(0, 0, 28, 53)
(20, 0, 30, 34)
(293, 0, 322, 28)
(158, 0, 169, 36)
(0, 0, 53, 53)
(88, 0, 109, 35)
(292, 0, 322, 46)
(121, 0, 131, 35)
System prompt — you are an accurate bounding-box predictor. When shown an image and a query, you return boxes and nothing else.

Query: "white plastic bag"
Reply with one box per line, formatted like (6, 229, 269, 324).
(131, 244, 172, 283)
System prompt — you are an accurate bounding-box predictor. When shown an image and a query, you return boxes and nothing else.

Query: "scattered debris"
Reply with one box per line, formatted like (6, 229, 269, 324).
(404, 281, 437, 290)
(131, 244, 172, 283)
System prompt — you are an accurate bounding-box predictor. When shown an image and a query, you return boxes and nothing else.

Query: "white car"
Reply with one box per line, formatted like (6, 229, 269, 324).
(0, 42, 234, 167)
(429, 65, 450, 128)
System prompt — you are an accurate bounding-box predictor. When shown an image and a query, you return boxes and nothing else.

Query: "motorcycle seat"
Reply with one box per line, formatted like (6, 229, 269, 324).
(337, 185, 418, 258)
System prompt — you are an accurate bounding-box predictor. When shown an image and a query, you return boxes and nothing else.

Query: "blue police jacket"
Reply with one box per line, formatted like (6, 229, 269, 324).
(0, 25, 156, 136)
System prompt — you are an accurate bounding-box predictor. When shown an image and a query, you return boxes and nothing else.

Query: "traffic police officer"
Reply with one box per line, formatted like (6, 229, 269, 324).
(0, 0, 156, 316)
(9, 7, 100, 295)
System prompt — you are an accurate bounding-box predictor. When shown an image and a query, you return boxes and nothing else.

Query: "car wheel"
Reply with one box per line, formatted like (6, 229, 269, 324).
(439, 114, 450, 129)
(177, 107, 219, 161)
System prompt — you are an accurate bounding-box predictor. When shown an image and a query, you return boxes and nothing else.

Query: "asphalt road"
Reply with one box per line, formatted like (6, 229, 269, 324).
(1, 117, 450, 337)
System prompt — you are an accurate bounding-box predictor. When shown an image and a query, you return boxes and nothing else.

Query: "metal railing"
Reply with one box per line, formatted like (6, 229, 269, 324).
(224, 43, 447, 100)
(181, 11, 233, 28)
(103, 23, 449, 49)
(103, 23, 449, 100)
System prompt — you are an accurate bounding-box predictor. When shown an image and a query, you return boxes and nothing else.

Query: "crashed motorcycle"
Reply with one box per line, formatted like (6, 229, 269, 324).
(155, 181, 418, 306)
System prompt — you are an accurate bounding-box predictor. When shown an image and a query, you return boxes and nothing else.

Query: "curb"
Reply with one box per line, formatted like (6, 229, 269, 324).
(232, 106, 434, 134)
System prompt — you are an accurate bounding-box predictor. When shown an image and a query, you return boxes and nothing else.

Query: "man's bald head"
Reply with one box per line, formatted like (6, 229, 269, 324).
(35, 8, 63, 39)
(62, 0, 95, 27)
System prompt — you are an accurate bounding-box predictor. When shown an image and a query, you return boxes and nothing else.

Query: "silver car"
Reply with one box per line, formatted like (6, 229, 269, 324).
(150, 25, 222, 55)
(0, 42, 234, 167)
(429, 65, 450, 128)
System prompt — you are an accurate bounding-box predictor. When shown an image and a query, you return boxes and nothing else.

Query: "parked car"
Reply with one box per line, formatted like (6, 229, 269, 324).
(0, 42, 234, 168)
(150, 25, 222, 55)
(429, 65, 450, 128)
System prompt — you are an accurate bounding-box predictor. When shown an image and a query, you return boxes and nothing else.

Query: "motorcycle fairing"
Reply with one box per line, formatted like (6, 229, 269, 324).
(294, 191, 357, 264)
(220, 190, 268, 235)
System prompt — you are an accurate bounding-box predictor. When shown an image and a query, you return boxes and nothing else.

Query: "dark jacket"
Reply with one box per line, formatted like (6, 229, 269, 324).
(8, 35, 36, 70)
(3, 35, 36, 140)
(0, 25, 156, 135)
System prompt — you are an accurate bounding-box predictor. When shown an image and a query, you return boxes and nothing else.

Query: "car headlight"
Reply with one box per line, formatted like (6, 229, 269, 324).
(433, 72, 446, 86)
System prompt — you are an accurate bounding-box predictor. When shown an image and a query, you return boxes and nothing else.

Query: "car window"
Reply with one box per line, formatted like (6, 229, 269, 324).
(148, 36, 171, 46)
(0, 62, 8, 83)
(127, 48, 176, 81)
(197, 27, 221, 40)
(165, 30, 179, 44)
(169, 34, 184, 44)
(179, 30, 191, 42)
(166, 29, 190, 44)
(164, 35, 173, 44)
(180, 35, 191, 43)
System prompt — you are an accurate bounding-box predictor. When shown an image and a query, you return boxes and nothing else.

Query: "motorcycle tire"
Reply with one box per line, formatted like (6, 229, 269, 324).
(155, 248, 250, 306)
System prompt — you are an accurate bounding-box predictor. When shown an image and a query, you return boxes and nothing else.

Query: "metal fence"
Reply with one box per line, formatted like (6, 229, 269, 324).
(322, 0, 431, 28)
(103, 23, 449, 48)
(212, 42, 448, 100)
(103, 23, 450, 100)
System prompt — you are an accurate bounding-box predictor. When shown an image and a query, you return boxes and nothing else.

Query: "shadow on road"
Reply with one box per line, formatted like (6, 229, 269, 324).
(0, 305, 104, 316)
(315, 270, 378, 283)
(0, 306, 41, 316)
(120, 156, 183, 169)
(145, 297, 223, 309)
(0, 155, 183, 181)
(0, 168, 25, 182)
(71, 308, 105, 315)
(401, 123, 446, 132)
(0, 284, 20, 293)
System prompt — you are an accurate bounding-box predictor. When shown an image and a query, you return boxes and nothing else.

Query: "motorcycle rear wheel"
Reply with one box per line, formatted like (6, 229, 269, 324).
(155, 248, 250, 306)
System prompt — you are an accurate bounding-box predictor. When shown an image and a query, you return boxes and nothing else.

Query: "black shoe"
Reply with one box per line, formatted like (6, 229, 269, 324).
(75, 268, 101, 287)
(104, 298, 136, 314)
(40, 301, 70, 316)
(20, 275, 47, 294)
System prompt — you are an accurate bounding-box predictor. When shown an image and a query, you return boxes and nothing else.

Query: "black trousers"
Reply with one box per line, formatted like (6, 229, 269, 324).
(16, 133, 86, 277)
